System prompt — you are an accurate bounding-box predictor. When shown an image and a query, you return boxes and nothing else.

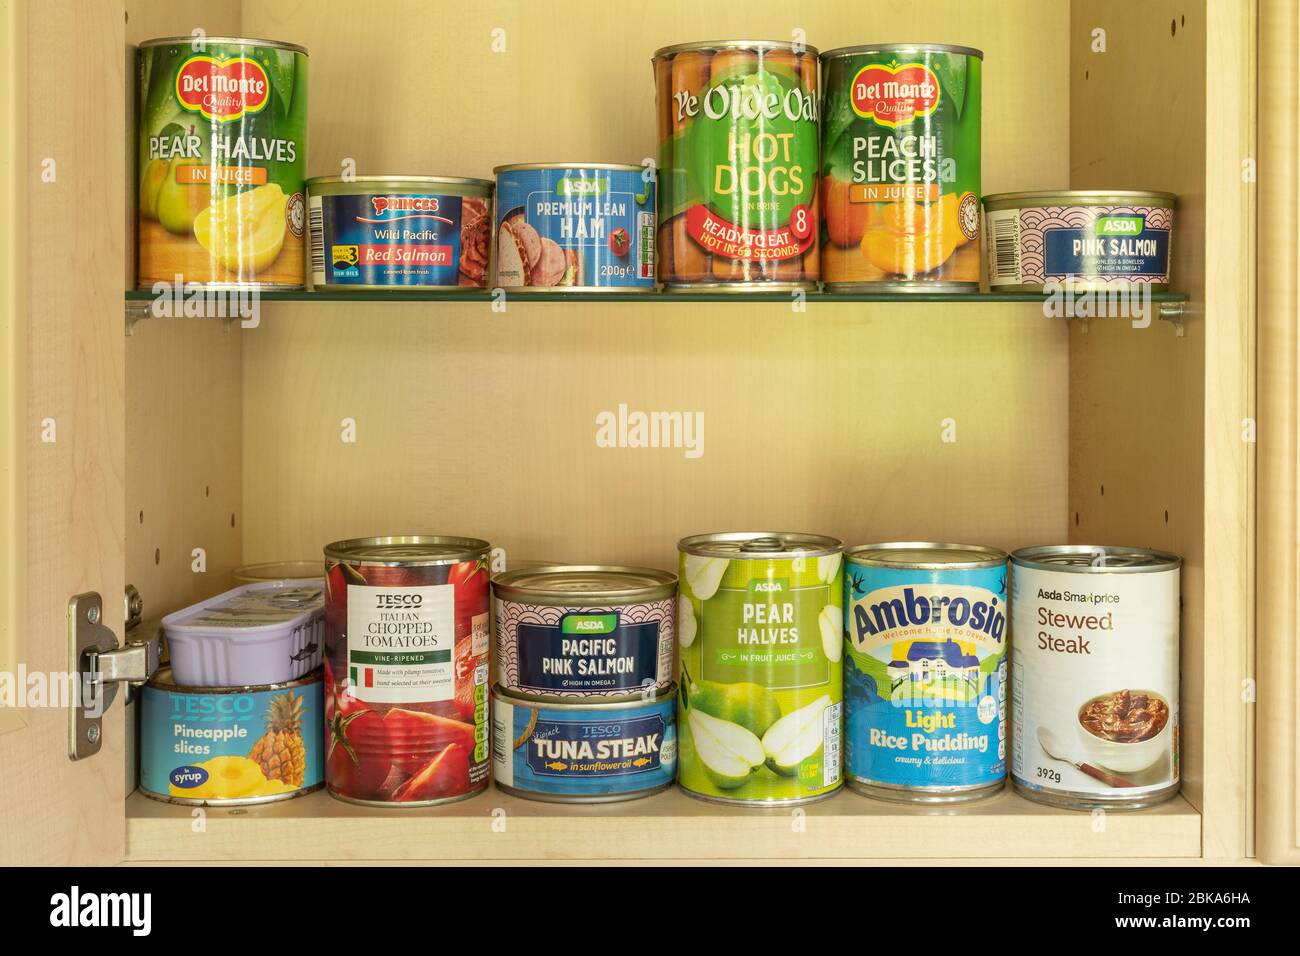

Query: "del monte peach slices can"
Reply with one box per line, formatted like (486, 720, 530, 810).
(137, 37, 307, 288)
(653, 41, 821, 290)
(677, 533, 843, 805)
(323, 536, 490, 806)
(820, 44, 981, 290)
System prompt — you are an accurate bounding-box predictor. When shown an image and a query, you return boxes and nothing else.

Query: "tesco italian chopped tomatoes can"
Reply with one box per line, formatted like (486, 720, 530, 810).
(323, 535, 491, 806)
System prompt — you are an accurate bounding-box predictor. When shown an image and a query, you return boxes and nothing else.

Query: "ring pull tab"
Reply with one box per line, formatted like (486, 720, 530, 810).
(739, 536, 785, 554)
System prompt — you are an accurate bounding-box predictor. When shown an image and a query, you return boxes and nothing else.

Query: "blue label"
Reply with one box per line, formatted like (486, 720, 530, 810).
(844, 562, 1008, 791)
(494, 696, 676, 797)
(495, 167, 656, 289)
(314, 191, 482, 287)
(516, 611, 662, 695)
(140, 680, 323, 800)
(1043, 222, 1170, 279)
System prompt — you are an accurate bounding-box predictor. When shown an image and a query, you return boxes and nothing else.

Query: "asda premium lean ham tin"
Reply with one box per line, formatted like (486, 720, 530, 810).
(1010, 545, 1181, 811)
(493, 564, 677, 701)
(323, 535, 490, 806)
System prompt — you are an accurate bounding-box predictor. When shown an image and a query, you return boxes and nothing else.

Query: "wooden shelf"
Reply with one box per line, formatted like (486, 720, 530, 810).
(125, 787, 1201, 863)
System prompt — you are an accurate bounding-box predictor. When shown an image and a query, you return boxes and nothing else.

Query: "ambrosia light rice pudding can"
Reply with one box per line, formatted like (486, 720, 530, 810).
(323, 536, 491, 806)
(653, 41, 821, 290)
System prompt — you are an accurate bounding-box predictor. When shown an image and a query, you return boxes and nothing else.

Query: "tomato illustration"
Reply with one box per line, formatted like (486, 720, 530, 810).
(391, 744, 471, 802)
(609, 227, 630, 256)
(326, 696, 391, 800)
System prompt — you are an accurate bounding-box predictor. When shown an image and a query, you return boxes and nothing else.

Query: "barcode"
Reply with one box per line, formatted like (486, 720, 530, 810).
(990, 215, 1021, 281)
(491, 717, 506, 765)
(308, 201, 325, 278)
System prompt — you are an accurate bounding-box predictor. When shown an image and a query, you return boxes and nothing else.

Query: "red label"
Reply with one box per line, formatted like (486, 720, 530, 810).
(359, 244, 453, 267)
(175, 55, 270, 123)
(850, 62, 941, 128)
(685, 205, 815, 262)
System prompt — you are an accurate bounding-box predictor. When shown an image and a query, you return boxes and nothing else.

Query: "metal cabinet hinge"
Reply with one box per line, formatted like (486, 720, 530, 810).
(68, 588, 159, 761)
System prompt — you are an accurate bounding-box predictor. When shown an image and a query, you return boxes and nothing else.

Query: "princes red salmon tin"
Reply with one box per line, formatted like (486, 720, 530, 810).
(307, 176, 492, 289)
(322, 535, 490, 806)
(493, 564, 677, 701)
(494, 164, 656, 291)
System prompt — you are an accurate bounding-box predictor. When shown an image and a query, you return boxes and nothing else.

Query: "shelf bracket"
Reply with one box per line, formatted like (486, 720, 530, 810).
(1158, 301, 1187, 337)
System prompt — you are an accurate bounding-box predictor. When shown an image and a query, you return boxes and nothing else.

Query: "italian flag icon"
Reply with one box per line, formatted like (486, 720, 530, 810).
(350, 666, 374, 688)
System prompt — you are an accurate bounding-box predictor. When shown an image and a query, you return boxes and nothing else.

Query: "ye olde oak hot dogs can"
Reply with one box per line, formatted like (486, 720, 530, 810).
(492, 687, 677, 803)
(653, 41, 821, 290)
(1010, 545, 1181, 810)
(493, 564, 677, 701)
(323, 535, 491, 806)
(843, 543, 1009, 803)
(677, 532, 844, 806)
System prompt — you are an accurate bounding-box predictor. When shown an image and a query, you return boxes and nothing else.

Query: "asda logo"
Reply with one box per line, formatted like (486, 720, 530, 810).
(561, 613, 619, 635)
(1097, 216, 1144, 236)
(748, 578, 790, 595)
(557, 178, 606, 196)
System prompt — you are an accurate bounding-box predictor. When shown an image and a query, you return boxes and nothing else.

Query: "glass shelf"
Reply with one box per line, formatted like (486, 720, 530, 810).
(125, 288, 1189, 305)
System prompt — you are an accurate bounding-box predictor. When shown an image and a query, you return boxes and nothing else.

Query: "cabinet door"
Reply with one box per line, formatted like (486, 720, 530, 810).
(1258, 0, 1300, 867)
(0, 0, 127, 866)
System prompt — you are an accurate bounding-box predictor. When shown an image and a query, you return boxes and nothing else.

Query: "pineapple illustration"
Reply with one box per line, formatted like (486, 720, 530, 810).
(248, 690, 307, 787)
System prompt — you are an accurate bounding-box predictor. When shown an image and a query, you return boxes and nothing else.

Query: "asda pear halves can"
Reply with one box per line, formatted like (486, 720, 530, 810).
(677, 532, 844, 806)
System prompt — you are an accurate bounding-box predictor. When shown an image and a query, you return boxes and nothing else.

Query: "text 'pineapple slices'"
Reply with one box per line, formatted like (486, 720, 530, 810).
(194, 182, 288, 274)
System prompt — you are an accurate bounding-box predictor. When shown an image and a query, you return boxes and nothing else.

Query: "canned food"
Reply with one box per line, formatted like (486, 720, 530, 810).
(136, 37, 308, 289)
(1010, 545, 1181, 810)
(322, 535, 491, 806)
(494, 164, 656, 291)
(984, 191, 1175, 291)
(140, 667, 323, 806)
(492, 564, 677, 701)
(843, 543, 1008, 803)
(306, 176, 492, 290)
(161, 579, 324, 687)
(491, 686, 677, 802)
(819, 44, 982, 291)
(677, 532, 843, 805)
(653, 41, 820, 290)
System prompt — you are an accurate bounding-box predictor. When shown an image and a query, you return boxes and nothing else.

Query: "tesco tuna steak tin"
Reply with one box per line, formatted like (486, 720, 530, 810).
(492, 685, 677, 802)
(323, 535, 491, 806)
(137, 37, 307, 289)
(984, 191, 1175, 291)
(308, 176, 492, 289)
(140, 666, 323, 806)
(1011, 545, 1181, 811)
(843, 543, 1009, 803)
(493, 564, 676, 701)
(677, 532, 844, 806)
(494, 164, 656, 291)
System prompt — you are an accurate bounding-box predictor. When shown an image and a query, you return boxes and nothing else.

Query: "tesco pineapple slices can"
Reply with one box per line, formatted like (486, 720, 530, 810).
(677, 532, 844, 805)
(139, 667, 324, 806)
(323, 535, 491, 806)
(136, 36, 308, 288)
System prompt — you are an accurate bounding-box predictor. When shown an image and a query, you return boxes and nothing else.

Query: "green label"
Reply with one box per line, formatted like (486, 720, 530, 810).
(350, 649, 451, 665)
(561, 613, 619, 635)
(1097, 216, 1144, 235)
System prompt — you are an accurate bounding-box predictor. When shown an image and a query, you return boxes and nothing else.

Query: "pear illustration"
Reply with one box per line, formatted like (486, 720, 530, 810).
(689, 679, 782, 737)
(157, 156, 211, 235)
(819, 604, 843, 663)
(688, 708, 765, 790)
(683, 554, 728, 601)
(762, 695, 832, 776)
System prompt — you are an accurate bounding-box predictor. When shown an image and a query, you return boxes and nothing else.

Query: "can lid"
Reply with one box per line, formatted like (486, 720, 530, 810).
(493, 162, 648, 174)
(145, 665, 322, 694)
(820, 42, 983, 60)
(678, 532, 842, 559)
(138, 36, 308, 55)
(1010, 544, 1181, 573)
(492, 682, 677, 710)
(983, 189, 1177, 207)
(492, 564, 676, 603)
(324, 535, 490, 565)
(846, 542, 1007, 570)
(652, 39, 818, 58)
(306, 175, 494, 189)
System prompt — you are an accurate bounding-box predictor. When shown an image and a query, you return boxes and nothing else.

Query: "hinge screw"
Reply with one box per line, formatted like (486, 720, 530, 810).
(86, 606, 100, 624)
(86, 725, 100, 744)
